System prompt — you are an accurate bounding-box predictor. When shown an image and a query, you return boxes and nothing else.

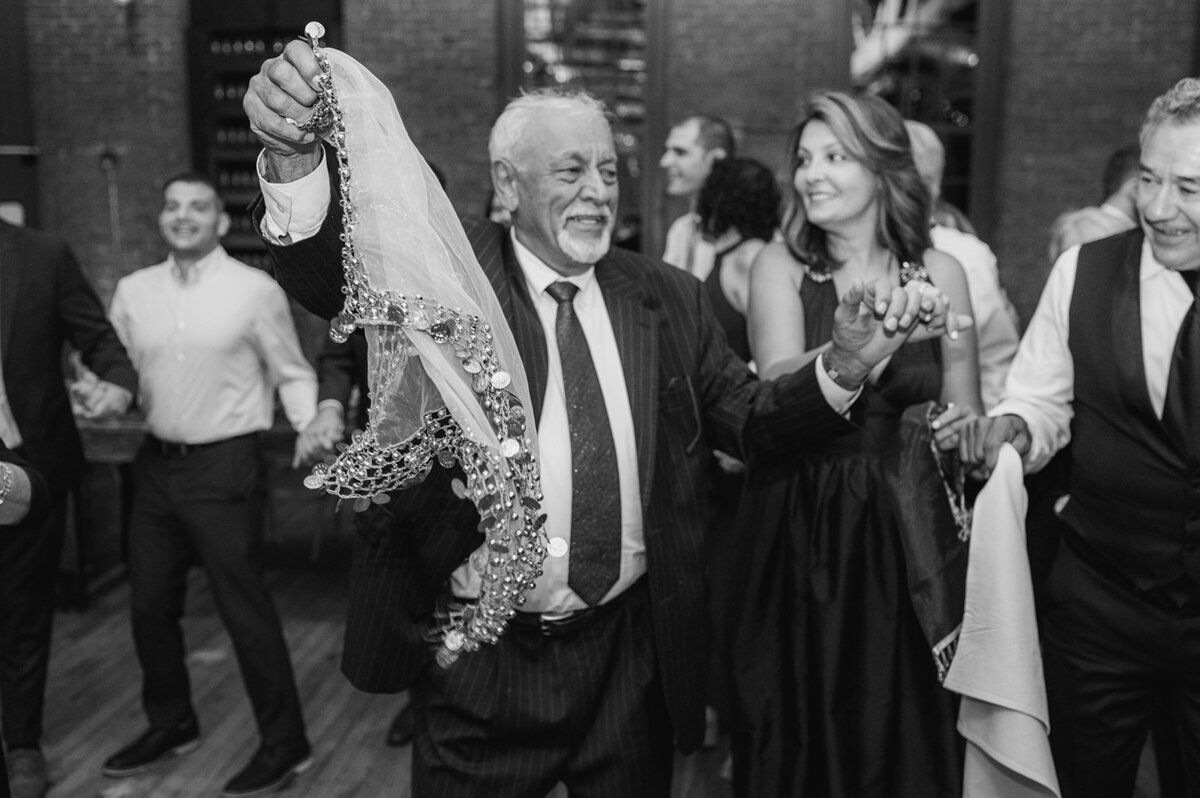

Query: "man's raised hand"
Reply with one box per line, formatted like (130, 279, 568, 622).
(244, 40, 326, 181)
(827, 277, 972, 386)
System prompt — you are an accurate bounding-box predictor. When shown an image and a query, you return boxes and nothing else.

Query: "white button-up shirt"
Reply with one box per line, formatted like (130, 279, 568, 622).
(452, 232, 645, 613)
(992, 238, 1194, 472)
(109, 246, 317, 443)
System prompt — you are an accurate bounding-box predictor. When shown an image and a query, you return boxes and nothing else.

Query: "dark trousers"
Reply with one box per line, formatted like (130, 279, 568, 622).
(0, 484, 66, 750)
(1042, 540, 1200, 798)
(413, 582, 673, 798)
(128, 434, 305, 748)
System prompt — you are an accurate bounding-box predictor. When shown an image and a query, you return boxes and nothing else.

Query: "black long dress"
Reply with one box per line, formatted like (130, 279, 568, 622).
(729, 273, 962, 798)
(702, 239, 753, 719)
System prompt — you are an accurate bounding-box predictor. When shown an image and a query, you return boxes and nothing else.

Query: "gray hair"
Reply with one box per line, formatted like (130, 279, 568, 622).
(488, 89, 611, 166)
(1141, 76, 1200, 147)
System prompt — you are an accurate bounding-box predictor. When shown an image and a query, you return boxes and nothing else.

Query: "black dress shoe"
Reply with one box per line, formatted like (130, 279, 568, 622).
(102, 718, 200, 777)
(385, 703, 416, 747)
(222, 741, 313, 797)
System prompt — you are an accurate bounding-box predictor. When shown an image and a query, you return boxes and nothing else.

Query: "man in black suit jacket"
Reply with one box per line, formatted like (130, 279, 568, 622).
(0, 220, 136, 797)
(245, 42, 963, 797)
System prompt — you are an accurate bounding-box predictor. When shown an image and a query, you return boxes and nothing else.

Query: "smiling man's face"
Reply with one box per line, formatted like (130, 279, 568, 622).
(159, 180, 228, 260)
(1138, 119, 1200, 275)
(503, 107, 618, 276)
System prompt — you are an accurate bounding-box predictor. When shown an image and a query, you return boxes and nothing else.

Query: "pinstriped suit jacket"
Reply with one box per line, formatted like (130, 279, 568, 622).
(257, 195, 852, 752)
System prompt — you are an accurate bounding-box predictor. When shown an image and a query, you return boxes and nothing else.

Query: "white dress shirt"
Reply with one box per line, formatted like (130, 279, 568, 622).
(449, 233, 646, 612)
(992, 238, 1194, 472)
(662, 213, 716, 281)
(109, 247, 317, 443)
(930, 224, 1021, 412)
(0, 269, 21, 447)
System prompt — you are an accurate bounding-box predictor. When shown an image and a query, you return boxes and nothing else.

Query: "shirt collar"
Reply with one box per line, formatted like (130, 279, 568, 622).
(169, 245, 226, 285)
(1140, 237, 1182, 286)
(509, 228, 598, 300)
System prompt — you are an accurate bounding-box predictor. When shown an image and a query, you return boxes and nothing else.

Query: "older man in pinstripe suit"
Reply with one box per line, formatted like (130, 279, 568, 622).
(244, 41, 963, 798)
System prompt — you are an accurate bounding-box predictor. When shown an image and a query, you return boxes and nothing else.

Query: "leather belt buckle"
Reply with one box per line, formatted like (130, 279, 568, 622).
(157, 439, 190, 457)
(150, 436, 218, 457)
(536, 607, 597, 637)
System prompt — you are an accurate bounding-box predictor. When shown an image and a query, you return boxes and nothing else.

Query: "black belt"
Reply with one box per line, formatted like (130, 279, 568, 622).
(146, 433, 249, 458)
(1062, 531, 1200, 613)
(504, 578, 647, 638)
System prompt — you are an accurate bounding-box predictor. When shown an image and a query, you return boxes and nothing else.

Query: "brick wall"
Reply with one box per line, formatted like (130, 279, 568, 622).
(27, 0, 191, 300)
(666, 0, 843, 162)
(346, 0, 500, 219)
(661, 0, 838, 230)
(24, 0, 1197, 323)
(994, 0, 1195, 323)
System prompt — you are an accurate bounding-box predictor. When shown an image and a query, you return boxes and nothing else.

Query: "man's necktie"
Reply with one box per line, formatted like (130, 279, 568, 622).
(546, 281, 621, 606)
(1164, 269, 1200, 445)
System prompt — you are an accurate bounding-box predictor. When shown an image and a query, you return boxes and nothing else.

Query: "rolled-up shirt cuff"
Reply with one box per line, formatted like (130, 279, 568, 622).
(316, 398, 346, 415)
(256, 149, 331, 245)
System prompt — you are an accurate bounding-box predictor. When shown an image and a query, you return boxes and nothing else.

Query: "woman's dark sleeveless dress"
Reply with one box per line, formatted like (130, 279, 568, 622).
(729, 273, 962, 798)
(701, 240, 753, 719)
(702, 243, 752, 362)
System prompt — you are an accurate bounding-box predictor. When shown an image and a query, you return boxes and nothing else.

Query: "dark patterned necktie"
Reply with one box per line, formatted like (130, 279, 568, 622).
(545, 281, 621, 606)
(1164, 269, 1200, 445)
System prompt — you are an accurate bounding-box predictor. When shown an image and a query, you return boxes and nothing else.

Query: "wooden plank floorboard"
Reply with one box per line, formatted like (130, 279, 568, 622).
(37, 530, 732, 798)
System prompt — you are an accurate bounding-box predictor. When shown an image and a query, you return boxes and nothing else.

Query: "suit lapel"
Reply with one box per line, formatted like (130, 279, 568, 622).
(1109, 233, 1185, 462)
(468, 219, 550, 421)
(469, 220, 659, 505)
(595, 254, 658, 510)
(1112, 234, 1153, 421)
(0, 224, 23, 366)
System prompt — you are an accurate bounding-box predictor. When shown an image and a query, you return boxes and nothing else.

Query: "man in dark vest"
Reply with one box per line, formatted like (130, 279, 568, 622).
(968, 77, 1200, 798)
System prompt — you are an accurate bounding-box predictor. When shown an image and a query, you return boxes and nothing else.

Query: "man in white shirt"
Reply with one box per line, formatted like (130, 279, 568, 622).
(967, 78, 1200, 798)
(102, 174, 318, 798)
(905, 120, 1021, 410)
(659, 115, 734, 280)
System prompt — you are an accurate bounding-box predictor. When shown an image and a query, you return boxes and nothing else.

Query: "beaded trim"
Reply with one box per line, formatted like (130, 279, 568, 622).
(925, 402, 972, 543)
(801, 256, 926, 286)
(898, 261, 929, 286)
(297, 22, 546, 668)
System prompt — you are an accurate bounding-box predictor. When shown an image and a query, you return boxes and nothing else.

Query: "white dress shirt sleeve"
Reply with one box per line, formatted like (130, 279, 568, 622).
(252, 281, 319, 431)
(990, 248, 1078, 473)
(815, 352, 863, 416)
(256, 150, 332, 245)
(107, 279, 132, 350)
(662, 214, 694, 269)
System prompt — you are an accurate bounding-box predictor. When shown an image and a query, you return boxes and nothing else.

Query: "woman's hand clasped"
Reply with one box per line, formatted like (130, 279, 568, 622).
(930, 402, 978, 452)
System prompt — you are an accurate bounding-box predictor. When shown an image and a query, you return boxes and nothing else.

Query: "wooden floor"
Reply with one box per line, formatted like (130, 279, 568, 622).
(37, 524, 734, 798)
